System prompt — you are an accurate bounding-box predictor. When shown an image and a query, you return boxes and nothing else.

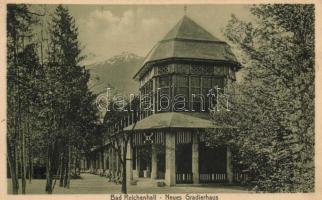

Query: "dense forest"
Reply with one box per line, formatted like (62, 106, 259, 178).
(7, 4, 100, 194)
(208, 4, 314, 192)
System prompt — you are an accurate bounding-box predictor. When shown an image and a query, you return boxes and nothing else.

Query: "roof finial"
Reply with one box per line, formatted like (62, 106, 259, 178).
(184, 5, 187, 16)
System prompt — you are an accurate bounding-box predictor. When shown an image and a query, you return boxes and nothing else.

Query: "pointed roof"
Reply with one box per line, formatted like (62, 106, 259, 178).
(134, 16, 240, 80)
(162, 16, 221, 42)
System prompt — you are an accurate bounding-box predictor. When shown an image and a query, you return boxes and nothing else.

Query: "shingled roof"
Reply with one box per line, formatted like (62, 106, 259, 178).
(162, 15, 221, 42)
(134, 16, 239, 80)
(123, 112, 236, 131)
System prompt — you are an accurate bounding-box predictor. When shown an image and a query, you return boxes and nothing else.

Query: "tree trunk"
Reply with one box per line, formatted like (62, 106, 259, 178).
(21, 143, 26, 194)
(66, 143, 71, 188)
(63, 161, 68, 187)
(59, 152, 64, 187)
(45, 141, 53, 194)
(28, 115, 32, 183)
(21, 119, 26, 194)
(74, 153, 77, 176)
(63, 136, 71, 188)
(30, 156, 33, 183)
(121, 151, 127, 194)
(51, 153, 62, 193)
(121, 139, 128, 194)
(13, 42, 20, 194)
(7, 143, 19, 194)
(15, 129, 19, 193)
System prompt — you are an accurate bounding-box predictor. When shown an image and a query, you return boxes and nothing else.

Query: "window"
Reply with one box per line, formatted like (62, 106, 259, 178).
(157, 76, 171, 111)
(202, 77, 213, 99)
(190, 76, 203, 111)
(140, 80, 153, 111)
(175, 76, 188, 87)
(159, 76, 170, 87)
(191, 76, 200, 88)
(173, 76, 188, 111)
(202, 77, 225, 111)
(154, 70, 226, 113)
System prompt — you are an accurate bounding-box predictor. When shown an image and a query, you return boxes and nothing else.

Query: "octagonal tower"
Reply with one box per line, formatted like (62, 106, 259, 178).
(134, 16, 240, 114)
(124, 15, 241, 186)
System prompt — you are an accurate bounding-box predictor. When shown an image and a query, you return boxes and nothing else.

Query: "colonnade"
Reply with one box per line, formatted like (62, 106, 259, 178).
(84, 131, 233, 186)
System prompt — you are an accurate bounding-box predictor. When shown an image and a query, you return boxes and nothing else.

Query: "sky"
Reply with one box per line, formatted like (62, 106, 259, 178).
(38, 4, 254, 64)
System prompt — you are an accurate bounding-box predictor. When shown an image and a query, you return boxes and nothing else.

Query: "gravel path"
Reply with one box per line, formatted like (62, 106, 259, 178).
(7, 173, 249, 194)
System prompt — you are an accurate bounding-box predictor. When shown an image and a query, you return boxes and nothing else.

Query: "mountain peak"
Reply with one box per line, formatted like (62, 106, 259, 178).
(87, 52, 144, 95)
(107, 52, 141, 65)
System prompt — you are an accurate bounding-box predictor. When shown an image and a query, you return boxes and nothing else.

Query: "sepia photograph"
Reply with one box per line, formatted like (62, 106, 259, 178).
(2, 0, 319, 197)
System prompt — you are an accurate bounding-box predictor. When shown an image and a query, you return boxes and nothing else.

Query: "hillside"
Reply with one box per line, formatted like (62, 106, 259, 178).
(87, 52, 144, 96)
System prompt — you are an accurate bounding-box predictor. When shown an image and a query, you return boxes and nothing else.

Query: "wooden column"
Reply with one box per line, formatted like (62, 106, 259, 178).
(111, 147, 115, 179)
(165, 132, 176, 186)
(226, 145, 233, 184)
(115, 145, 119, 177)
(94, 157, 96, 170)
(101, 151, 104, 170)
(105, 150, 108, 170)
(192, 133, 199, 184)
(92, 156, 95, 170)
(136, 147, 141, 178)
(80, 159, 83, 171)
(103, 150, 106, 170)
(95, 157, 98, 170)
(109, 148, 112, 170)
(96, 155, 99, 170)
(152, 77, 156, 113)
(151, 144, 158, 179)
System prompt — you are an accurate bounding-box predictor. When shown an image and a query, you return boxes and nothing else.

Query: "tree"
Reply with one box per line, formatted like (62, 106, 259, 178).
(103, 97, 140, 193)
(44, 4, 99, 192)
(208, 5, 314, 192)
(7, 4, 99, 195)
(7, 4, 40, 194)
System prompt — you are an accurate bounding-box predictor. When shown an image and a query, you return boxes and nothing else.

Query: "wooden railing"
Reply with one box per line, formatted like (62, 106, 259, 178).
(200, 173, 226, 183)
(199, 172, 248, 183)
(176, 172, 193, 184)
